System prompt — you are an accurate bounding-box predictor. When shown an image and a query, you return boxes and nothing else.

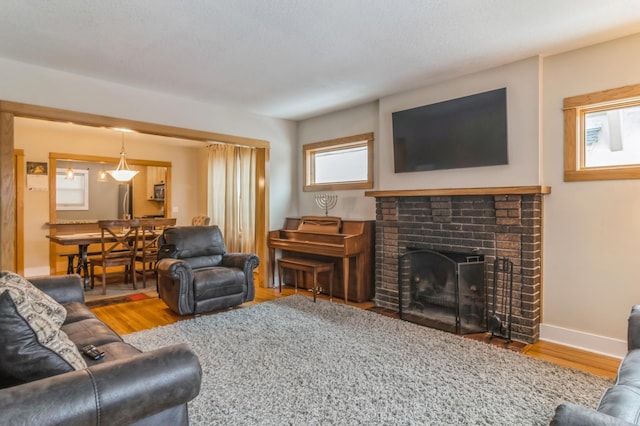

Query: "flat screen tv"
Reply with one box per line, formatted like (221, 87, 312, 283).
(392, 87, 508, 173)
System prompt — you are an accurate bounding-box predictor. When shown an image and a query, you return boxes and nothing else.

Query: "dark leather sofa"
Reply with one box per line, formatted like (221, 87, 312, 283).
(156, 225, 259, 315)
(551, 305, 640, 425)
(0, 274, 202, 425)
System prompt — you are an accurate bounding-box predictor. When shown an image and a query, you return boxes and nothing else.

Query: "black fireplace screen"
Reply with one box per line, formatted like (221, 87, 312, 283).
(398, 249, 486, 334)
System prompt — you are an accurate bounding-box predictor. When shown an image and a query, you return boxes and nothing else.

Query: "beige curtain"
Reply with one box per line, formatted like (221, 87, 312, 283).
(207, 144, 256, 253)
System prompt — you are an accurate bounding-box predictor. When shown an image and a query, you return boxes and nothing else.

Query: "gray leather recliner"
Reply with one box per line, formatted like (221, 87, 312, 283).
(156, 225, 259, 315)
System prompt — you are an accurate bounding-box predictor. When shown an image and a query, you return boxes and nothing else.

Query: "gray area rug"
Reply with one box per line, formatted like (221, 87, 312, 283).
(124, 296, 612, 425)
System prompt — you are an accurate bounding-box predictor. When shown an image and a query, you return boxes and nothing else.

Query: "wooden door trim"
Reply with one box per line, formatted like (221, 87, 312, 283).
(0, 100, 270, 281)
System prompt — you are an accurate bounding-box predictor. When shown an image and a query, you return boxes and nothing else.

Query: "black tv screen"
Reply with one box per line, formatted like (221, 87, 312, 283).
(392, 88, 508, 173)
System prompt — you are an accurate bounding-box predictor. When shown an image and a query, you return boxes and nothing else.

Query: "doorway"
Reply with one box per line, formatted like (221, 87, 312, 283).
(0, 100, 270, 286)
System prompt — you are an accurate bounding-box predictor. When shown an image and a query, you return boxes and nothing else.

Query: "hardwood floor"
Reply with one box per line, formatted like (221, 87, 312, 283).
(523, 340, 619, 379)
(90, 286, 619, 379)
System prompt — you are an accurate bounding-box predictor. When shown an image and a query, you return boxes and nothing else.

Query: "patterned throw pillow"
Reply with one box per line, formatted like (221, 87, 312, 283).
(0, 271, 86, 382)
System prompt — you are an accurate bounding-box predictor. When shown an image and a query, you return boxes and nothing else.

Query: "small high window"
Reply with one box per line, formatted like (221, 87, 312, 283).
(303, 132, 374, 191)
(564, 83, 640, 181)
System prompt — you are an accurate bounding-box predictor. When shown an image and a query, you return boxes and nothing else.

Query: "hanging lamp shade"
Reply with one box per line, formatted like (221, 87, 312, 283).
(97, 164, 108, 182)
(64, 165, 75, 180)
(107, 132, 139, 182)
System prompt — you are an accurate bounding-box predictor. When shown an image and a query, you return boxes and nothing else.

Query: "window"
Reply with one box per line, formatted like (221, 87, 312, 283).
(303, 132, 374, 191)
(56, 168, 89, 210)
(564, 83, 640, 181)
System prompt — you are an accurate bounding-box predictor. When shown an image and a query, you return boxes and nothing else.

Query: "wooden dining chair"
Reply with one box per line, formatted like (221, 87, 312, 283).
(191, 215, 210, 226)
(90, 219, 140, 295)
(135, 218, 176, 288)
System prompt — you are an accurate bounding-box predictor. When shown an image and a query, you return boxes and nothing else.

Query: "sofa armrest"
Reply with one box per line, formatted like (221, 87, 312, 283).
(0, 343, 201, 426)
(222, 253, 259, 300)
(628, 305, 640, 351)
(550, 403, 636, 426)
(29, 274, 85, 305)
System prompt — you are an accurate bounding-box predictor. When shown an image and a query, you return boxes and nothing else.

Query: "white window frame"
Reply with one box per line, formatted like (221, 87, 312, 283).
(303, 132, 374, 191)
(56, 168, 89, 210)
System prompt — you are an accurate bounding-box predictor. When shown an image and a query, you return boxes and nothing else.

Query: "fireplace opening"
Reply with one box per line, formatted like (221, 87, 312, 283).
(399, 249, 486, 335)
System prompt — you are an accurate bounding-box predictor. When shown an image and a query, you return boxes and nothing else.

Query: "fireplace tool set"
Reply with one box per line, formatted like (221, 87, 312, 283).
(488, 257, 514, 344)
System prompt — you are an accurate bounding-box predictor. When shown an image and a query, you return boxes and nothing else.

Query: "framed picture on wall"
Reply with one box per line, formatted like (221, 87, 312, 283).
(27, 161, 47, 175)
(26, 161, 48, 191)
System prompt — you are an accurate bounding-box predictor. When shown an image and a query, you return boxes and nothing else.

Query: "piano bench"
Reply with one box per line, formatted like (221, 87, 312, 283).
(277, 257, 335, 303)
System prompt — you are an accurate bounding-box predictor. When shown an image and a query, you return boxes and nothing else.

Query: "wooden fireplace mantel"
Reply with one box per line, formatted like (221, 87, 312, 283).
(364, 185, 551, 198)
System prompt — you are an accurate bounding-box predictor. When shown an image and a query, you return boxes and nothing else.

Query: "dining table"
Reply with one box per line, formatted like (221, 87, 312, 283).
(47, 218, 176, 290)
(47, 232, 112, 290)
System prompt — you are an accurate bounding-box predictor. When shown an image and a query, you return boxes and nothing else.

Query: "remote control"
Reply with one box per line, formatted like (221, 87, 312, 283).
(81, 344, 105, 360)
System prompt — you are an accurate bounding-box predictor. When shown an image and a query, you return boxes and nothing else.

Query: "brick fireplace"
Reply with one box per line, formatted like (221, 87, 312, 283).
(365, 186, 550, 343)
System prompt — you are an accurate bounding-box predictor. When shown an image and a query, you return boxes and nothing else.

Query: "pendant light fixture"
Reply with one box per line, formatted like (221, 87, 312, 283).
(107, 130, 139, 182)
(64, 161, 75, 180)
(97, 163, 108, 182)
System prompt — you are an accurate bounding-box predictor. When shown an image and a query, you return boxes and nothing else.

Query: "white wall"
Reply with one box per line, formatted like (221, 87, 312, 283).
(296, 57, 542, 214)
(0, 57, 298, 232)
(378, 56, 542, 190)
(540, 33, 640, 358)
(297, 101, 378, 220)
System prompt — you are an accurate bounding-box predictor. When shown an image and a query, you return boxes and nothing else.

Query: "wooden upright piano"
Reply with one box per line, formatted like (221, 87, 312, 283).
(267, 216, 375, 302)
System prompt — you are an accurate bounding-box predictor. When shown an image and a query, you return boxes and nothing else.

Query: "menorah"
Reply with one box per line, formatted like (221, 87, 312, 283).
(315, 193, 338, 216)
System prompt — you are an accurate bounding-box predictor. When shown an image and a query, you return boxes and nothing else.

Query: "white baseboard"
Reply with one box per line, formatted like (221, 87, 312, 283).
(23, 267, 52, 278)
(540, 323, 626, 359)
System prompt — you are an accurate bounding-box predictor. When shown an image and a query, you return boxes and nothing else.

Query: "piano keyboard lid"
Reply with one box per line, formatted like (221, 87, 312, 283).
(298, 216, 341, 233)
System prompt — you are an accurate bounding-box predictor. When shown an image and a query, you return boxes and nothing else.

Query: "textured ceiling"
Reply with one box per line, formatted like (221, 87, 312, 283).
(0, 1, 639, 120)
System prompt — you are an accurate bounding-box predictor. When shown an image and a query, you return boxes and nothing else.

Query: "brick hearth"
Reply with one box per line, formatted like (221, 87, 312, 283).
(366, 186, 550, 343)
